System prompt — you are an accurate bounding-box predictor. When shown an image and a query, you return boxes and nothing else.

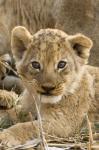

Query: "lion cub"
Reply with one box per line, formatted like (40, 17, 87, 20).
(0, 26, 98, 147)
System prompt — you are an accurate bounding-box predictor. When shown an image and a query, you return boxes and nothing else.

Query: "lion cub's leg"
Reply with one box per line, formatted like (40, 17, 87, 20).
(0, 90, 18, 109)
(0, 121, 39, 148)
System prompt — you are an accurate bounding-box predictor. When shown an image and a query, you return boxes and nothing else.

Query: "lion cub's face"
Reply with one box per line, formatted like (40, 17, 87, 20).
(11, 27, 92, 103)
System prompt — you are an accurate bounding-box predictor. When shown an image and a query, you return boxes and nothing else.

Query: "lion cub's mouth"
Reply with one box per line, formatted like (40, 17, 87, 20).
(40, 92, 53, 96)
(37, 90, 62, 103)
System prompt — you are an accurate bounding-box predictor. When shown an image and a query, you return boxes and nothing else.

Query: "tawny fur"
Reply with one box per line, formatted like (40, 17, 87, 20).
(0, 0, 99, 66)
(0, 27, 98, 147)
(0, 0, 99, 98)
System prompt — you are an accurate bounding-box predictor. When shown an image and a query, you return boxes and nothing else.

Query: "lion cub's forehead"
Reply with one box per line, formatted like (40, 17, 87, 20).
(30, 29, 68, 52)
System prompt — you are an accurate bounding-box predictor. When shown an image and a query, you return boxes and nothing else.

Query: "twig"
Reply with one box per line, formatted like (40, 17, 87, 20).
(48, 143, 86, 150)
(0, 59, 19, 77)
(86, 114, 94, 150)
(28, 111, 36, 129)
(6, 138, 41, 150)
(31, 92, 49, 150)
(22, 78, 49, 150)
(47, 135, 75, 143)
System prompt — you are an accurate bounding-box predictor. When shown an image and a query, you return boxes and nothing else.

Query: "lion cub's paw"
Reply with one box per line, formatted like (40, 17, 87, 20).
(0, 122, 38, 149)
(0, 90, 18, 109)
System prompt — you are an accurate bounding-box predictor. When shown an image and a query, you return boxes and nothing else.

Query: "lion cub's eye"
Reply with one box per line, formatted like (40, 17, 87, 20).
(31, 61, 41, 70)
(57, 61, 67, 69)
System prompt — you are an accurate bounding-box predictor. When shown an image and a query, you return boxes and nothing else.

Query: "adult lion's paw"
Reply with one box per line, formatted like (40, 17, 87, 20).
(0, 90, 18, 109)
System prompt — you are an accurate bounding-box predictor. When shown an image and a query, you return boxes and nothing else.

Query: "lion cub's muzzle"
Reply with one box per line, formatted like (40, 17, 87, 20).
(40, 84, 55, 96)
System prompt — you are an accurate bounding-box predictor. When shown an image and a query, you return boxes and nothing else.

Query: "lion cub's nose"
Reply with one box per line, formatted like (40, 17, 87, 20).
(42, 84, 55, 93)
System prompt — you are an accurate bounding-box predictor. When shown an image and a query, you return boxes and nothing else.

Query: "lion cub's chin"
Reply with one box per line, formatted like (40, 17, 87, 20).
(40, 95, 62, 104)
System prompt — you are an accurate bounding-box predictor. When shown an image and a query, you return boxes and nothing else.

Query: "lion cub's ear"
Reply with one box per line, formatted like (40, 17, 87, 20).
(67, 34, 93, 64)
(11, 26, 32, 62)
